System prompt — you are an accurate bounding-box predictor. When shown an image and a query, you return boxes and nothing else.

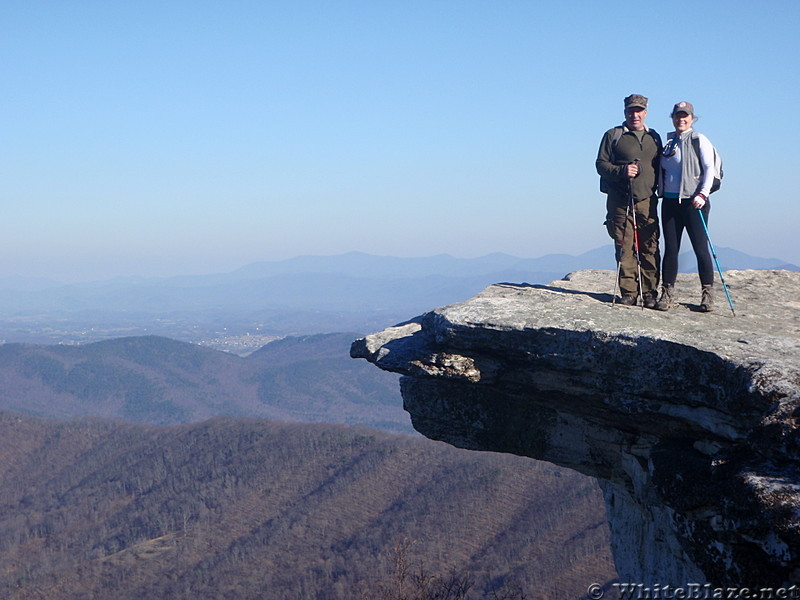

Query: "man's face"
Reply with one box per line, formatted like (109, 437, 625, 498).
(625, 107, 646, 131)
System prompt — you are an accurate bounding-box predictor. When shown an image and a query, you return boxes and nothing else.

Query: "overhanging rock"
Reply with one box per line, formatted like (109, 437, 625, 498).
(351, 269, 800, 587)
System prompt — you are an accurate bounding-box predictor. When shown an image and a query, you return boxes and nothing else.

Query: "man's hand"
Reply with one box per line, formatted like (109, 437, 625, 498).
(626, 162, 639, 178)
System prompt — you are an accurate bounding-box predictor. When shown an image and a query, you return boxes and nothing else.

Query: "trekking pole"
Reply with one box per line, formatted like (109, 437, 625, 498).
(611, 202, 631, 306)
(629, 196, 645, 310)
(629, 160, 644, 309)
(697, 208, 735, 316)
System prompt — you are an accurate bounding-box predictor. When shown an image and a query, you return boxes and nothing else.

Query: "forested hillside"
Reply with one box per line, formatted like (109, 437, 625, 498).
(0, 333, 410, 433)
(0, 413, 616, 599)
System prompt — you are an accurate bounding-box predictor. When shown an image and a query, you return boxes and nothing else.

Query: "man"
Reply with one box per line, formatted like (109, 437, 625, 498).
(596, 94, 662, 308)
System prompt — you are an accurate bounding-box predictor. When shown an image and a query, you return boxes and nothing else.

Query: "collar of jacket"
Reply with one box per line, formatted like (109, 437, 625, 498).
(621, 123, 651, 133)
(667, 128, 694, 140)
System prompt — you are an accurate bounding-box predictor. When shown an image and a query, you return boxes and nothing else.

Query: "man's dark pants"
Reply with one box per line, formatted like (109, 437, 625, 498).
(606, 194, 660, 297)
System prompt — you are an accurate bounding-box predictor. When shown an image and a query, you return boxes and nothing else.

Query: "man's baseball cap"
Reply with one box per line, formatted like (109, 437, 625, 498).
(671, 101, 694, 116)
(624, 94, 648, 109)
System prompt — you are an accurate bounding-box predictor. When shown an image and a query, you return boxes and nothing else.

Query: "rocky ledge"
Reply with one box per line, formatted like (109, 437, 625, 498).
(351, 270, 800, 587)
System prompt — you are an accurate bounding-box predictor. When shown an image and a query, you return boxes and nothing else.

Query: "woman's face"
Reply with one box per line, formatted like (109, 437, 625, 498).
(672, 111, 694, 133)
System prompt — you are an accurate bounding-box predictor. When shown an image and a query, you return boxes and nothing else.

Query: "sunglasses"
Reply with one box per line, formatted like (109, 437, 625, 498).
(662, 138, 680, 158)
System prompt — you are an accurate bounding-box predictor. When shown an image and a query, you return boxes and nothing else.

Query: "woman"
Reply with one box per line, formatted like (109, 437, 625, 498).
(655, 101, 716, 312)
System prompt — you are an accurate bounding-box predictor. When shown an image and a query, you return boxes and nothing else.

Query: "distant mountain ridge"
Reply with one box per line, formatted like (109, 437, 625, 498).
(2, 246, 793, 292)
(227, 248, 616, 280)
(0, 333, 410, 432)
(0, 247, 794, 344)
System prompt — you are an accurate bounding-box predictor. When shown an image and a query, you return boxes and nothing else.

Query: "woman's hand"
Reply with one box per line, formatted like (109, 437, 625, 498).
(692, 194, 707, 209)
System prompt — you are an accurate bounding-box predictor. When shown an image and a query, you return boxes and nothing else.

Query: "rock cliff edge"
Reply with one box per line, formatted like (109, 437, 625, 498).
(351, 270, 800, 587)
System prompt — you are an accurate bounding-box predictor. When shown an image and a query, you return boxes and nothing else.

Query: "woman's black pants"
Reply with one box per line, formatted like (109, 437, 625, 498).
(660, 198, 714, 286)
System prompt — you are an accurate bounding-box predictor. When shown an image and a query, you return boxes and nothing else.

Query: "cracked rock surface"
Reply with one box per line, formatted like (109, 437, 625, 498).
(351, 270, 800, 586)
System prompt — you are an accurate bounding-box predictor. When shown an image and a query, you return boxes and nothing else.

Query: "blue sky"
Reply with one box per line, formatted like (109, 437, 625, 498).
(3, 1, 799, 281)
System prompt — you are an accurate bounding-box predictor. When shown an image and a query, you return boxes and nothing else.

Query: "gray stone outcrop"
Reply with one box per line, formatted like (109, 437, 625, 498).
(351, 269, 800, 587)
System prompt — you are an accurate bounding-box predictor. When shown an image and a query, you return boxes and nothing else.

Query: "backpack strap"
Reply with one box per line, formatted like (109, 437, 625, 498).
(690, 131, 702, 156)
(649, 129, 662, 149)
(690, 131, 722, 193)
(610, 126, 623, 154)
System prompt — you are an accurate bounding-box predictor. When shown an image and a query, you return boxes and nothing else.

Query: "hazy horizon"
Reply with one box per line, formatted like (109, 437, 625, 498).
(0, 244, 793, 287)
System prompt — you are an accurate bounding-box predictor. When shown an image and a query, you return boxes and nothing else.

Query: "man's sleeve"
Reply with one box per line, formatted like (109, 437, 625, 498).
(595, 130, 623, 181)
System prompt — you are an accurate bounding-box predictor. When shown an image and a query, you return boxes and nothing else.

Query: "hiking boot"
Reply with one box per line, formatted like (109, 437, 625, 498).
(619, 294, 638, 306)
(700, 284, 714, 312)
(655, 284, 675, 311)
(643, 291, 657, 309)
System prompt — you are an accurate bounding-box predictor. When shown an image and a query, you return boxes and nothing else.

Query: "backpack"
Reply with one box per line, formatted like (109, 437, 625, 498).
(691, 133, 723, 193)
